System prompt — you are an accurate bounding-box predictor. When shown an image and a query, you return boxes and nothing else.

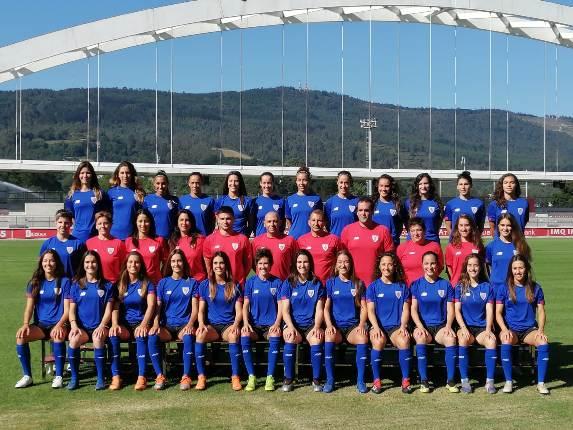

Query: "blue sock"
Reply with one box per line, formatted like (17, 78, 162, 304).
(310, 344, 323, 381)
(501, 344, 513, 381)
(109, 336, 121, 377)
(485, 348, 497, 380)
(356, 344, 369, 385)
(283, 343, 296, 380)
(537, 344, 549, 383)
(183, 334, 194, 377)
(267, 337, 281, 377)
(324, 342, 336, 383)
(228, 342, 241, 377)
(371, 348, 382, 381)
(147, 334, 163, 376)
(16, 344, 31, 377)
(195, 342, 205, 376)
(445, 346, 457, 382)
(135, 337, 147, 377)
(458, 346, 469, 380)
(53, 341, 66, 377)
(416, 344, 428, 381)
(399, 348, 412, 379)
(94, 347, 106, 384)
(67, 346, 80, 382)
(241, 336, 255, 376)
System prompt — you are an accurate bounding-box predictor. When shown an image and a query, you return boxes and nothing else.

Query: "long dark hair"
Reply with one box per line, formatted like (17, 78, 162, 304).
(506, 254, 536, 304)
(131, 208, 157, 248)
(494, 173, 521, 208)
(458, 254, 489, 295)
(162, 248, 191, 278)
(208, 251, 235, 301)
(109, 160, 145, 203)
(374, 252, 406, 284)
(169, 209, 200, 250)
(117, 251, 150, 300)
(68, 161, 102, 200)
(409, 172, 442, 218)
(288, 249, 317, 287)
(332, 249, 363, 307)
(223, 170, 247, 207)
(450, 214, 484, 252)
(496, 213, 531, 260)
(29, 250, 65, 298)
(373, 174, 401, 212)
(74, 250, 106, 289)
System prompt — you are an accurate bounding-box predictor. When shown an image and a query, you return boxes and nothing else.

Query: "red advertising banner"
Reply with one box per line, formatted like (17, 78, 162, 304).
(0, 228, 55, 239)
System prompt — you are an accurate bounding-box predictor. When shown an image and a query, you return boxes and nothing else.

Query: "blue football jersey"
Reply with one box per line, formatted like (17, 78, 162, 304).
(325, 276, 363, 328)
(27, 277, 71, 327)
(108, 186, 141, 240)
(198, 279, 243, 326)
(454, 282, 494, 327)
(373, 200, 404, 245)
(444, 197, 486, 232)
(411, 277, 454, 326)
(121, 280, 156, 325)
(404, 198, 442, 242)
(69, 280, 115, 330)
(496, 283, 544, 331)
(64, 190, 110, 242)
(143, 194, 179, 239)
(157, 277, 198, 327)
(280, 278, 325, 327)
(40, 236, 85, 278)
(215, 195, 254, 236)
(179, 194, 215, 236)
(485, 239, 517, 291)
(285, 193, 323, 239)
(253, 195, 286, 236)
(366, 279, 411, 329)
(487, 198, 529, 236)
(244, 275, 282, 326)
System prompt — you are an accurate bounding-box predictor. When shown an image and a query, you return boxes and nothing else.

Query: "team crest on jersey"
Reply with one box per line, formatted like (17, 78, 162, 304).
(97, 289, 105, 298)
(66, 246, 74, 254)
(149, 246, 156, 253)
(371, 235, 379, 243)
(513, 250, 518, 256)
(278, 243, 286, 251)
(270, 288, 277, 296)
(480, 292, 487, 301)
(39, 290, 44, 295)
(167, 290, 172, 295)
(517, 208, 524, 215)
(273, 204, 279, 211)
(307, 290, 315, 298)
(258, 205, 263, 210)
(293, 203, 299, 208)
(133, 192, 138, 200)
(438, 289, 445, 298)
(124, 291, 129, 297)
(292, 291, 298, 297)
(349, 205, 356, 212)
(107, 247, 115, 255)
(182, 287, 190, 296)
(350, 289, 356, 297)
(200, 204, 207, 211)
(80, 291, 87, 297)
(54, 287, 61, 296)
(91, 196, 97, 204)
(390, 208, 397, 216)
(238, 204, 244, 212)
(137, 288, 143, 296)
(232, 242, 239, 251)
(428, 206, 435, 214)
(471, 207, 478, 214)
(167, 201, 174, 210)
(322, 244, 329, 251)
(395, 291, 402, 299)
(307, 201, 314, 208)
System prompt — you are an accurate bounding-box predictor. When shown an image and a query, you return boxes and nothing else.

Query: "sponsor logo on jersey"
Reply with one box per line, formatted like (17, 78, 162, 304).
(270, 288, 277, 296)
(66, 246, 74, 254)
(152, 204, 158, 209)
(149, 246, 156, 253)
(471, 207, 478, 214)
(74, 199, 80, 204)
(322, 244, 329, 251)
(350, 289, 356, 297)
(333, 290, 340, 295)
(124, 291, 129, 296)
(349, 205, 356, 212)
(429, 206, 435, 214)
(107, 247, 115, 255)
(438, 289, 445, 298)
(395, 291, 402, 299)
(200, 204, 207, 211)
(409, 251, 416, 255)
(390, 209, 397, 216)
(253, 289, 259, 294)
(501, 209, 507, 214)
(273, 204, 279, 211)
(455, 251, 462, 256)
(454, 208, 460, 212)
(465, 292, 471, 296)
(118, 195, 124, 200)
(333, 207, 339, 212)
(480, 292, 487, 301)
(421, 292, 428, 297)
(353, 236, 360, 240)
(305, 246, 312, 250)
(377, 293, 384, 298)
(278, 243, 285, 251)
(372, 235, 379, 242)
(374, 210, 380, 214)
(496, 251, 503, 256)
(184, 205, 190, 210)
(517, 207, 524, 215)
(97, 289, 105, 298)
(308, 201, 315, 208)
(182, 287, 190, 296)
(307, 290, 315, 298)
(214, 244, 221, 249)
(232, 242, 239, 251)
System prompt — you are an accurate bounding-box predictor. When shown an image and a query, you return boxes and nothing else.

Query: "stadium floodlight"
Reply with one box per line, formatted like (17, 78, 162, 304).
(360, 118, 377, 194)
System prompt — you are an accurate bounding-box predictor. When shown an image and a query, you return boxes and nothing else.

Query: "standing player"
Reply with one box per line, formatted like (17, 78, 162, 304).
(252, 172, 286, 236)
(66, 251, 114, 390)
(143, 170, 179, 239)
(397, 218, 444, 286)
(195, 251, 244, 391)
(40, 209, 84, 278)
(485, 213, 531, 294)
(410, 251, 458, 393)
(215, 171, 254, 236)
(373, 174, 404, 247)
(179, 172, 215, 236)
(324, 171, 359, 237)
(323, 250, 369, 393)
(86, 211, 126, 284)
(367, 253, 413, 394)
(403, 173, 443, 243)
(454, 254, 497, 394)
(15, 250, 70, 389)
(445, 215, 484, 288)
(285, 166, 323, 239)
(280, 250, 325, 392)
(108, 161, 145, 240)
(496, 255, 550, 395)
(488, 173, 529, 237)
(169, 209, 207, 283)
(297, 209, 340, 286)
(340, 197, 394, 286)
(204, 206, 252, 286)
(444, 171, 485, 236)
(252, 211, 298, 280)
(64, 161, 110, 243)
(241, 249, 283, 391)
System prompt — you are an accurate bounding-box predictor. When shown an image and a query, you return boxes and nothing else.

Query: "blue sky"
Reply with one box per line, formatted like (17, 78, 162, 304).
(2, 0, 573, 117)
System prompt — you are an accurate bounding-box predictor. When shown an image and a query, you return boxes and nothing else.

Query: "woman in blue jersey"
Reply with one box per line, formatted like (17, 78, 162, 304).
(15, 250, 71, 389)
(179, 172, 215, 236)
(285, 166, 323, 239)
(411, 251, 458, 393)
(280, 249, 325, 392)
(108, 251, 156, 391)
(367, 252, 413, 394)
(64, 161, 110, 243)
(143, 170, 179, 240)
(324, 171, 359, 237)
(67, 250, 114, 390)
(253, 172, 286, 236)
(108, 161, 145, 240)
(488, 173, 529, 237)
(195, 251, 244, 391)
(496, 255, 549, 395)
(372, 174, 404, 246)
(148, 249, 198, 391)
(485, 213, 531, 294)
(323, 250, 368, 393)
(404, 173, 443, 243)
(444, 171, 485, 237)
(241, 248, 283, 392)
(454, 254, 497, 394)
(215, 171, 254, 236)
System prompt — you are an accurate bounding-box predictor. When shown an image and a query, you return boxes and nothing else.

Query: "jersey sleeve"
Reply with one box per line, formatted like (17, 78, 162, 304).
(279, 280, 291, 300)
(105, 282, 115, 303)
(476, 201, 486, 231)
(325, 278, 334, 299)
(147, 281, 156, 295)
(403, 284, 412, 302)
(487, 201, 497, 222)
(317, 281, 326, 300)
(445, 245, 453, 272)
(524, 199, 530, 226)
(365, 283, 375, 302)
(380, 226, 394, 252)
(25, 282, 33, 298)
(535, 284, 545, 305)
(244, 278, 253, 300)
(64, 195, 74, 215)
(198, 279, 209, 301)
(285, 197, 292, 220)
(68, 283, 78, 303)
(444, 201, 453, 221)
(496, 284, 508, 304)
(486, 284, 495, 304)
(62, 278, 72, 299)
(339, 226, 349, 250)
(234, 283, 244, 302)
(446, 281, 455, 302)
(453, 285, 461, 303)
(410, 281, 419, 300)
(485, 242, 493, 265)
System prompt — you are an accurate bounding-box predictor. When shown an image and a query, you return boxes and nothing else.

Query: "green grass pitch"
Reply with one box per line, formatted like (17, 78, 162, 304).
(0, 239, 572, 430)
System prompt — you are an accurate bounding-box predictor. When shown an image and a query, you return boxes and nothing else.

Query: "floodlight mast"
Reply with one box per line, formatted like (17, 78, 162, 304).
(360, 117, 377, 195)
